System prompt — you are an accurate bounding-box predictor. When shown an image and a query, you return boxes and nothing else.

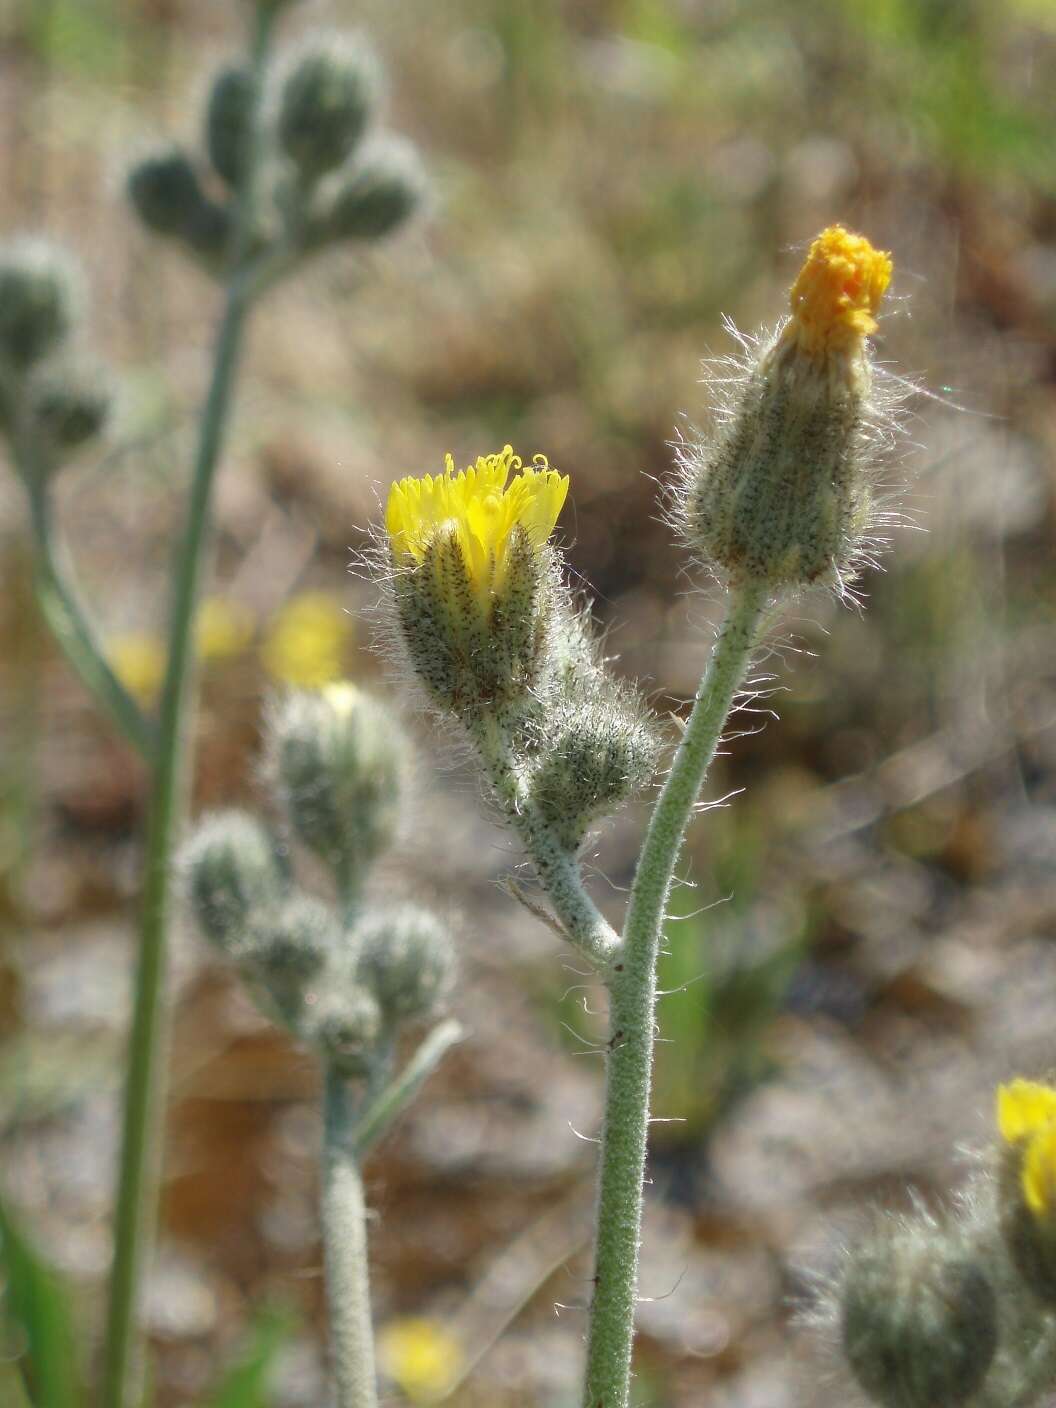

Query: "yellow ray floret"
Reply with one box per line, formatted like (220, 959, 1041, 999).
(386, 445, 569, 599)
(997, 1078, 1056, 1144)
(785, 224, 892, 357)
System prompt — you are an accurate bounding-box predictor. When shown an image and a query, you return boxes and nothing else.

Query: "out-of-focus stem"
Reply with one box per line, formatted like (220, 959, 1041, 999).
(98, 8, 279, 1406)
(322, 1068, 379, 1408)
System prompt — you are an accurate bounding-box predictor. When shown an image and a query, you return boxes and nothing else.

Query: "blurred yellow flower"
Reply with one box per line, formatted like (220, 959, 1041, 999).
(109, 631, 165, 704)
(196, 595, 255, 662)
(997, 1079, 1056, 1145)
(260, 591, 352, 687)
(378, 1317, 462, 1404)
(997, 1078, 1056, 1222)
(386, 445, 568, 603)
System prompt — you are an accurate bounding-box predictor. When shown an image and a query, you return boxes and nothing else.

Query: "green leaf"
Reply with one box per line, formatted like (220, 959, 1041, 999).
(200, 1307, 293, 1408)
(0, 1194, 81, 1408)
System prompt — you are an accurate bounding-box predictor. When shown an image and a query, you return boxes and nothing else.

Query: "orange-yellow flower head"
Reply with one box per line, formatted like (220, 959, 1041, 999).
(386, 445, 568, 601)
(784, 225, 892, 358)
(384, 447, 570, 721)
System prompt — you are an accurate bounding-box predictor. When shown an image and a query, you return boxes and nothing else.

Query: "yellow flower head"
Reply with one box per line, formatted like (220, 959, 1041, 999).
(378, 1317, 462, 1404)
(110, 631, 165, 704)
(260, 591, 352, 688)
(785, 225, 892, 358)
(386, 445, 569, 601)
(195, 596, 255, 663)
(997, 1078, 1056, 1223)
(997, 1078, 1056, 1145)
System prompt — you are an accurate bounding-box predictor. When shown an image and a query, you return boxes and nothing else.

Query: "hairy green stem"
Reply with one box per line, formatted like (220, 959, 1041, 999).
(21, 469, 154, 758)
(353, 1018, 464, 1159)
(582, 581, 766, 1408)
(323, 1067, 379, 1408)
(99, 10, 278, 1405)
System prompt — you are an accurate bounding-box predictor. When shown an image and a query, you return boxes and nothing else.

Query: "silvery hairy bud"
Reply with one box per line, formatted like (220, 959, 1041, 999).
(205, 64, 254, 189)
(128, 148, 232, 264)
(277, 38, 377, 181)
(0, 241, 76, 371)
(183, 810, 289, 951)
(322, 137, 427, 243)
(354, 905, 454, 1023)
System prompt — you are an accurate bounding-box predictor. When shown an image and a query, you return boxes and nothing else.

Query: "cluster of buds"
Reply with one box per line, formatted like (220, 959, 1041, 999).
(128, 26, 426, 278)
(0, 241, 110, 478)
(381, 446, 660, 923)
(183, 683, 454, 1081)
(676, 225, 898, 598)
(830, 1076, 1056, 1408)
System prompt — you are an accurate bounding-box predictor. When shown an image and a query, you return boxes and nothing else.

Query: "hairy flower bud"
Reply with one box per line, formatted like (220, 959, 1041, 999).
(30, 367, 110, 456)
(678, 225, 894, 594)
(277, 39, 376, 181)
(265, 683, 404, 881)
(385, 447, 568, 723)
(241, 892, 342, 1026)
(183, 810, 289, 950)
(0, 241, 76, 370)
(354, 904, 454, 1022)
(128, 148, 232, 263)
(304, 983, 382, 1077)
(528, 680, 660, 851)
(323, 136, 426, 243)
(205, 64, 254, 188)
(840, 1219, 997, 1408)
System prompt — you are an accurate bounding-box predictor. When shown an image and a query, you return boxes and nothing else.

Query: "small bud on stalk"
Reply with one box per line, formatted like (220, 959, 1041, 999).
(322, 136, 427, 243)
(678, 225, 894, 594)
(241, 892, 341, 1026)
(354, 905, 454, 1022)
(205, 65, 254, 188)
(31, 368, 110, 456)
(278, 40, 377, 181)
(183, 810, 289, 950)
(527, 680, 660, 852)
(128, 148, 232, 264)
(265, 683, 404, 883)
(840, 1217, 998, 1408)
(305, 984, 383, 1078)
(0, 242, 76, 371)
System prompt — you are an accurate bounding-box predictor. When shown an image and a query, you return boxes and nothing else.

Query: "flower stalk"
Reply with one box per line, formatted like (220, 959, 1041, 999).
(582, 581, 765, 1407)
(99, 8, 278, 1404)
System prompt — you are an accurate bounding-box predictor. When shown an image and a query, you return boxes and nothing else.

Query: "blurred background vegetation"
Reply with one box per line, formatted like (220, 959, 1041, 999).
(2, 0, 1056, 1404)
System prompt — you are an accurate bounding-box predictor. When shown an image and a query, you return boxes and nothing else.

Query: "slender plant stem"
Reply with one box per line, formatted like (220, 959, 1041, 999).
(581, 581, 766, 1408)
(21, 469, 154, 758)
(322, 1067, 379, 1408)
(353, 1018, 464, 1159)
(99, 11, 278, 1406)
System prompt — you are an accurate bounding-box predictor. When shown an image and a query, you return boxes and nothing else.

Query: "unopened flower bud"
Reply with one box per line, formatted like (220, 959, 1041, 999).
(31, 368, 110, 456)
(241, 892, 342, 1026)
(996, 1077, 1056, 1303)
(323, 137, 426, 243)
(528, 682, 660, 851)
(385, 447, 568, 724)
(128, 148, 232, 264)
(840, 1219, 997, 1408)
(205, 65, 254, 188)
(265, 683, 404, 881)
(0, 241, 77, 370)
(355, 904, 454, 1022)
(679, 225, 894, 593)
(183, 810, 289, 950)
(277, 39, 377, 181)
(304, 983, 382, 1077)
